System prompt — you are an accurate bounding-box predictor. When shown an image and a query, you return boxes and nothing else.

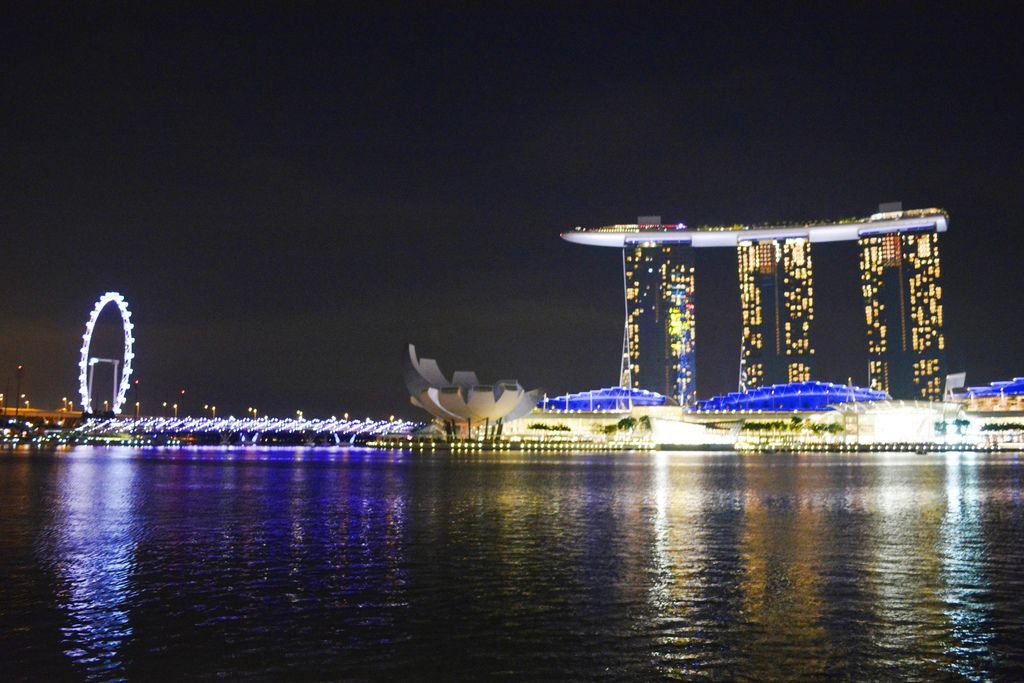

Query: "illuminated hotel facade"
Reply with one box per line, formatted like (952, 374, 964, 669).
(859, 229, 945, 400)
(563, 207, 949, 403)
(623, 236, 696, 404)
(737, 238, 814, 388)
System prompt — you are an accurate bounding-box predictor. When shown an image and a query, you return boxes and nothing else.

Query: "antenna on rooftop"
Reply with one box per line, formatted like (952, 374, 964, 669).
(943, 372, 966, 401)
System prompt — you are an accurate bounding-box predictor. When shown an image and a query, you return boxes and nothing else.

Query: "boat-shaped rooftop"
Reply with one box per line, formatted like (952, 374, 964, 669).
(562, 208, 948, 248)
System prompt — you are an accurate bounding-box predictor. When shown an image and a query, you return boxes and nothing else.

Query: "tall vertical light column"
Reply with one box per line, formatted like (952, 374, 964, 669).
(859, 230, 945, 400)
(623, 240, 696, 404)
(737, 237, 815, 388)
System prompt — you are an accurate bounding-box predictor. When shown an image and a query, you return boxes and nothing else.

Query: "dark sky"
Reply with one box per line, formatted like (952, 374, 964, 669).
(3, 3, 1022, 418)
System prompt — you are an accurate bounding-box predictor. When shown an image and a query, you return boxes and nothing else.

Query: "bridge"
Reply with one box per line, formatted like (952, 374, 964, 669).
(9, 292, 421, 448)
(69, 415, 420, 446)
(2, 407, 83, 425)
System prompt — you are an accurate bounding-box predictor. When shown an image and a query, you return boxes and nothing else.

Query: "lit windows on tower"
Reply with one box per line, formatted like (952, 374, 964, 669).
(859, 230, 945, 400)
(737, 237, 815, 388)
(623, 240, 696, 404)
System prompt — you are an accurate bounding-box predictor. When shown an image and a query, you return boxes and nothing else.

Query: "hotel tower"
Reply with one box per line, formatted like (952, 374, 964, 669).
(622, 223, 697, 405)
(737, 237, 815, 389)
(859, 223, 945, 400)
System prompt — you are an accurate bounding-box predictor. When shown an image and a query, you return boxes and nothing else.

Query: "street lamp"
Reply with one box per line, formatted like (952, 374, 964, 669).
(135, 401, 140, 419)
(14, 365, 23, 419)
(173, 403, 178, 418)
(162, 401, 168, 417)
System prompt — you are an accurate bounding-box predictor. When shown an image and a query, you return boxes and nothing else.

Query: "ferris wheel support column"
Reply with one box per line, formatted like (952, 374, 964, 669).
(88, 360, 96, 410)
(112, 360, 120, 412)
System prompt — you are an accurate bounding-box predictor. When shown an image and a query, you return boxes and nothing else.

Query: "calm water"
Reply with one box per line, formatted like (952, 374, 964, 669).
(2, 447, 1023, 680)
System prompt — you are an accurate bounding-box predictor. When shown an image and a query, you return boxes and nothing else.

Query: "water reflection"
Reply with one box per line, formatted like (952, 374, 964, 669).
(869, 456, 948, 673)
(940, 453, 995, 677)
(46, 448, 141, 679)
(648, 452, 714, 675)
(642, 452, 1023, 679)
(3, 448, 1024, 679)
(735, 457, 829, 678)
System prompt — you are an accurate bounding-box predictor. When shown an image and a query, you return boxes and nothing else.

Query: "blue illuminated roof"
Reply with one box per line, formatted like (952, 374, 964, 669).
(965, 377, 1024, 397)
(691, 381, 888, 412)
(538, 386, 670, 412)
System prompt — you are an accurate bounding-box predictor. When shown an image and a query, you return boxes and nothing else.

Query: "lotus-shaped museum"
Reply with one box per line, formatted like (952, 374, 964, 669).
(404, 344, 541, 425)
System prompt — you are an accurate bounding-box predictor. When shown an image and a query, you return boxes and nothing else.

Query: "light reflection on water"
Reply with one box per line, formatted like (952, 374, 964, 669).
(940, 453, 995, 678)
(1, 447, 1024, 679)
(47, 449, 140, 678)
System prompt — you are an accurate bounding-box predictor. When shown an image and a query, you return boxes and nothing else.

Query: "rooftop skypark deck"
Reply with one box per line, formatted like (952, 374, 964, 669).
(562, 207, 949, 248)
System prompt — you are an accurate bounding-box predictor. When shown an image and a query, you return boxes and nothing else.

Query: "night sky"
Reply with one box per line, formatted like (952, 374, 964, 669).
(3, 4, 1022, 418)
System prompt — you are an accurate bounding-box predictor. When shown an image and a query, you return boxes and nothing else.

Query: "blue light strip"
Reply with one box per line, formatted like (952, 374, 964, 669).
(691, 381, 888, 412)
(537, 386, 668, 412)
(965, 377, 1024, 397)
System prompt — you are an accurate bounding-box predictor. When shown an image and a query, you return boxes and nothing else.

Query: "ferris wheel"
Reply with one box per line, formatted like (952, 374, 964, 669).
(78, 292, 135, 415)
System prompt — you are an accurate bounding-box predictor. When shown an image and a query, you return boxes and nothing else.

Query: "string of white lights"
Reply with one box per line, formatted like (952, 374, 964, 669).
(77, 292, 135, 414)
